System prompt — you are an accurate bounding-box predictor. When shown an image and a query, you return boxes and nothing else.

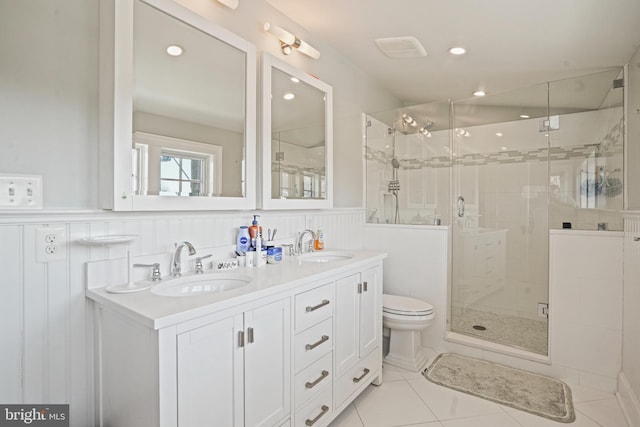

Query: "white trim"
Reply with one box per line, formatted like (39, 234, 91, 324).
(617, 372, 640, 427)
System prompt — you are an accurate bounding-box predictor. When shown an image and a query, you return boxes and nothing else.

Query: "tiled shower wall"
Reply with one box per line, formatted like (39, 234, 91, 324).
(0, 209, 365, 426)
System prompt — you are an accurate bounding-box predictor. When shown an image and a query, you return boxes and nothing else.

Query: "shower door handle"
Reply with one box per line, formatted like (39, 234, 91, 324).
(457, 196, 465, 217)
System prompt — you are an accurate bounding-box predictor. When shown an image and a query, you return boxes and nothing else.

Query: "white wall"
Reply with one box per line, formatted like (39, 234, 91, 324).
(0, 0, 100, 209)
(0, 0, 399, 210)
(620, 213, 640, 425)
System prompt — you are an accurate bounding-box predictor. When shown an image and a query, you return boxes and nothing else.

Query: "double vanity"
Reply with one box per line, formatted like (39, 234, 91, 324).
(90, 0, 373, 424)
(87, 250, 385, 426)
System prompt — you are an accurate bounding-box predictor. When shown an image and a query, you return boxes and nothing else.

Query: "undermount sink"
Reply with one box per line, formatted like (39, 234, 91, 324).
(151, 273, 252, 297)
(298, 251, 354, 263)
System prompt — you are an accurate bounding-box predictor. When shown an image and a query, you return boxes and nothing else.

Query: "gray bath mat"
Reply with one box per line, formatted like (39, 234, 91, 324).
(424, 353, 575, 423)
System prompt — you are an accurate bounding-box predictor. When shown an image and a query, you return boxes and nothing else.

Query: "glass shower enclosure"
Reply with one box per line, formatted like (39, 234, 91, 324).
(365, 68, 624, 357)
(449, 69, 624, 355)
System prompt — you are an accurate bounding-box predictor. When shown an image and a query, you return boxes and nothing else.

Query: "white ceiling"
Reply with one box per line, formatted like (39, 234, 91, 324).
(266, 0, 640, 106)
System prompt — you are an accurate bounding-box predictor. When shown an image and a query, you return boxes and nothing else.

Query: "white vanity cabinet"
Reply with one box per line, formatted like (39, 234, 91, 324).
(177, 298, 290, 427)
(95, 296, 290, 427)
(334, 265, 382, 409)
(90, 252, 385, 427)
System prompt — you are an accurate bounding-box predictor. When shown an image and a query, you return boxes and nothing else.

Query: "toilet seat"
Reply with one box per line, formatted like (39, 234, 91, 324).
(383, 294, 434, 316)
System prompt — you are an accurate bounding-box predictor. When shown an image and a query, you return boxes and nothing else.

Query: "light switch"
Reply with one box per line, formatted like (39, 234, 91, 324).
(0, 174, 43, 209)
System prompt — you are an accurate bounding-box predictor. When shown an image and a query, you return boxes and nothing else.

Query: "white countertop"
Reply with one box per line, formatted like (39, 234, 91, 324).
(86, 249, 386, 330)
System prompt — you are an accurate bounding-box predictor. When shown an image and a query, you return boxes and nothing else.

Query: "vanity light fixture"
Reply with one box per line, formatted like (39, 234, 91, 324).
(473, 90, 486, 97)
(166, 45, 183, 56)
(264, 22, 321, 59)
(216, 0, 238, 9)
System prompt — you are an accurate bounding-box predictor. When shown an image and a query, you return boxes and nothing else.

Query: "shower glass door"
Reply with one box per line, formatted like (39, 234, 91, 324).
(450, 83, 550, 355)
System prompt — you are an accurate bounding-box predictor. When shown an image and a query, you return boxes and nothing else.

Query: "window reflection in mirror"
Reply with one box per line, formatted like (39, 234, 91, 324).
(270, 67, 326, 200)
(132, 0, 246, 198)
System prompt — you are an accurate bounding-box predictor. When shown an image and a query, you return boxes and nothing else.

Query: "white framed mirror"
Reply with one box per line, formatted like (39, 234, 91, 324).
(260, 53, 333, 209)
(99, 0, 256, 211)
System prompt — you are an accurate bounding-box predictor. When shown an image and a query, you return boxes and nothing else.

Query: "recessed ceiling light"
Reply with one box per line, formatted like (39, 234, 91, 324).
(290, 77, 300, 83)
(496, 132, 503, 137)
(501, 146, 507, 150)
(473, 90, 486, 97)
(166, 45, 183, 56)
(449, 47, 466, 55)
(520, 114, 530, 119)
(283, 93, 295, 100)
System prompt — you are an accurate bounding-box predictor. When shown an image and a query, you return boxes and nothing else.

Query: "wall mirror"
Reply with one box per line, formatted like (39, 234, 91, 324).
(100, 0, 256, 210)
(260, 53, 333, 209)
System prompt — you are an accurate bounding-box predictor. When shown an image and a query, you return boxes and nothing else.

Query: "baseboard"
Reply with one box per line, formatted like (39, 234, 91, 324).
(617, 372, 640, 427)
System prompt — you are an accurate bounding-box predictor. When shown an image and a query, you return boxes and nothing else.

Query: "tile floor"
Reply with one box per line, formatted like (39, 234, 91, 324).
(329, 363, 629, 427)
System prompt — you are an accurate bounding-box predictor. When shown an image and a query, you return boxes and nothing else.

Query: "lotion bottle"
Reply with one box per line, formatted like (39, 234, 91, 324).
(314, 227, 324, 251)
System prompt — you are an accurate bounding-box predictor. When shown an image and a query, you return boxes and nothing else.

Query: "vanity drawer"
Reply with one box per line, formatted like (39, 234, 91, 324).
(294, 351, 332, 408)
(294, 318, 333, 372)
(294, 282, 334, 332)
(334, 349, 379, 408)
(294, 386, 332, 427)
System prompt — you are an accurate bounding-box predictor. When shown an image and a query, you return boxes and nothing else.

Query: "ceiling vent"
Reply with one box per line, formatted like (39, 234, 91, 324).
(375, 36, 427, 59)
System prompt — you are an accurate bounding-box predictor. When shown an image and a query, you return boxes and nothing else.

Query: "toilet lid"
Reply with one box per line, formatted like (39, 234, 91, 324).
(383, 294, 434, 316)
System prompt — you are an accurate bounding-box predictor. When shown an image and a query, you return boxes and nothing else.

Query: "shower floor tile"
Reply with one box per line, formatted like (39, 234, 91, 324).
(450, 306, 548, 355)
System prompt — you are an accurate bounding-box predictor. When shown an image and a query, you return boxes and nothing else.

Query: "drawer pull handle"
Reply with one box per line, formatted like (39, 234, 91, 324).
(305, 370, 329, 389)
(353, 368, 370, 383)
(306, 299, 330, 312)
(305, 405, 329, 426)
(305, 335, 329, 351)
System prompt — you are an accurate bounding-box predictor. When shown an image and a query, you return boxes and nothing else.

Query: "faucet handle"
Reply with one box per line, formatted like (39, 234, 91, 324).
(195, 254, 212, 274)
(133, 263, 161, 281)
(281, 244, 295, 257)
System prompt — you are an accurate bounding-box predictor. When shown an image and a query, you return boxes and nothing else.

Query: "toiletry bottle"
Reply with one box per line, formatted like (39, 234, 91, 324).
(314, 227, 324, 251)
(237, 226, 250, 253)
(249, 215, 262, 245)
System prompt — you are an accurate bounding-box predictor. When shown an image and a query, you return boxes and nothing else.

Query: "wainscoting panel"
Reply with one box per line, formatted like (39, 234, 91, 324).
(0, 209, 365, 427)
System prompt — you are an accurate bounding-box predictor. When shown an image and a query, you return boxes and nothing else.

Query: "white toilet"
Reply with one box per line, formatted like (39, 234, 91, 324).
(382, 294, 435, 372)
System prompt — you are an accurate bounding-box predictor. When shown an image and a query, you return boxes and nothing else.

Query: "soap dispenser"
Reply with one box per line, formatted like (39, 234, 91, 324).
(249, 215, 262, 246)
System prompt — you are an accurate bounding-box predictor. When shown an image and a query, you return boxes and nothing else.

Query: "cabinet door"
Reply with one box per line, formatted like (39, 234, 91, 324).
(177, 314, 244, 427)
(359, 266, 381, 357)
(244, 298, 291, 427)
(334, 273, 360, 375)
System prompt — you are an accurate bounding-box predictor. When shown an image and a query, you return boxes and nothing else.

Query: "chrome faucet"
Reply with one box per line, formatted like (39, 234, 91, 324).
(171, 241, 197, 277)
(296, 229, 317, 254)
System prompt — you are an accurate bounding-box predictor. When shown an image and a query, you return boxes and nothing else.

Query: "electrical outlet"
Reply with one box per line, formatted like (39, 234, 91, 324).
(36, 227, 66, 263)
